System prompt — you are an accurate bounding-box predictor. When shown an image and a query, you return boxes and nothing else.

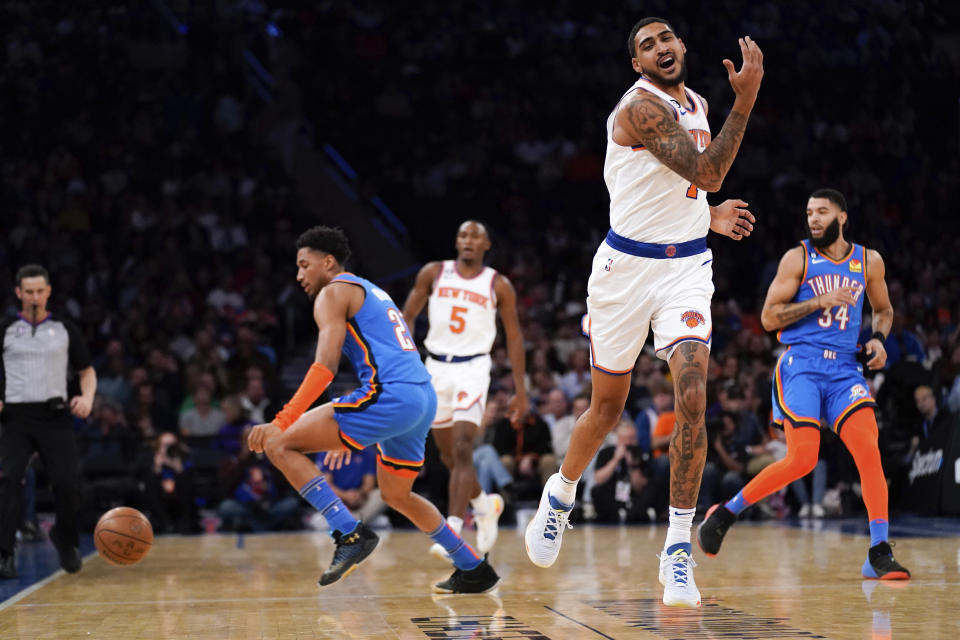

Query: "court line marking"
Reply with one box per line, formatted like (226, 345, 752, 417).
(544, 605, 616, 639)
(0, 551, 98, 612)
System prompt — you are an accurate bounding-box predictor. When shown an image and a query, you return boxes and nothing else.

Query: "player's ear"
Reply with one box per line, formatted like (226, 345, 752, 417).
(679, 39, 687, 54)
(631, 57, 642, 73)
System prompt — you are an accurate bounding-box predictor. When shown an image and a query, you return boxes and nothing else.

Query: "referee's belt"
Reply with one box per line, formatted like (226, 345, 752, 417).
(605, 229, 708, 259)
(426, 350, 487, 363)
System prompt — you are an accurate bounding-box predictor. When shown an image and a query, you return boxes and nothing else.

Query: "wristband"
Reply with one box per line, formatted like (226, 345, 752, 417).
(272, 363, 334, 430)
(870, 331, 887, 343)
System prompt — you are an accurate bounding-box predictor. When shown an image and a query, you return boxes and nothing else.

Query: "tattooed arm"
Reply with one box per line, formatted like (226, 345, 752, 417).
(760, 247, 859, 331)
(612, 37, 763, 192)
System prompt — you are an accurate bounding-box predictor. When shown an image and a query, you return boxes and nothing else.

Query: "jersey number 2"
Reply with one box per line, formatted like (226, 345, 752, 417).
(686, 183, 698, 199)
(387, 308, 417, 351)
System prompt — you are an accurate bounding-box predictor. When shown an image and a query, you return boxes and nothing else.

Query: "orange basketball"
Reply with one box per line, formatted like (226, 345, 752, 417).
(94, 507, 153, 566)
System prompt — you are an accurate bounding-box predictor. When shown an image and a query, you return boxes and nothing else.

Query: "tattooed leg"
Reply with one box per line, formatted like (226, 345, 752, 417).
(668, 342, 710, 509)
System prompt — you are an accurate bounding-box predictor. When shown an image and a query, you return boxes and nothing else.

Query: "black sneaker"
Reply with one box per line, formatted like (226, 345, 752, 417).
(696, 503, 737, 557)
(319, 522, 379, 586)
(0, 552, 16, 579)
(49, 525, 82, 574)
(862, 541, 911, 580)
(433, 557, 500, 594)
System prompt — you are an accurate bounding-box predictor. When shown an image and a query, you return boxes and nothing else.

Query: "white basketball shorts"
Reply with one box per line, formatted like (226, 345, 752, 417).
(585, 240, 714, 373)
(425, 354, 492, 428)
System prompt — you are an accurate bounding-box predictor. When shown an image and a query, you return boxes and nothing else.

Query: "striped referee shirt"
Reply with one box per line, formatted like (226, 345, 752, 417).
(0, 314, 92, 404)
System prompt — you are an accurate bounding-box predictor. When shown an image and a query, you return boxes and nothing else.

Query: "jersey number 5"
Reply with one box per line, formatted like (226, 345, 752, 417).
(817, 304, 849, 331)
(686, 183, 698, 199)
(387, 308, 417, 351)
(449, 306, 468, 334)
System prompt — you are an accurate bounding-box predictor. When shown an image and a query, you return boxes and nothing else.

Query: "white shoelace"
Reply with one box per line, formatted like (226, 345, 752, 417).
(544, 508, 573, 541)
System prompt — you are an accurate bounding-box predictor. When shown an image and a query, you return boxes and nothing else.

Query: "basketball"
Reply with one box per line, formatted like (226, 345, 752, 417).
(94, 507, 153, 567)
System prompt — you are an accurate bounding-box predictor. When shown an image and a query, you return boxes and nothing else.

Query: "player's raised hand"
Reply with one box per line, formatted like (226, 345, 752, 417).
(722, 36, 764, 105)
(248, 422, 282, 454)
(864, 338, 888, 370)
(817, 286, 859, 310)
(710, 199, 755, 241)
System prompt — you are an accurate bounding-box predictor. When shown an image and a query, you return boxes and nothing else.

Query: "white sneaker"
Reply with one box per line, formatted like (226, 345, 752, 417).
(429, 542, 453, 563)
(474, 493, 504, 553)
(658, 545, 701, 608)
(524, 474, 573, 568)
(812, 503, 826, 519)
(798, 504, 811, 518)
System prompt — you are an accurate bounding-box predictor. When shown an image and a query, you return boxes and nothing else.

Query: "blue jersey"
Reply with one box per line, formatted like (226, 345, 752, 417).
(331, 273, 431, 394)
(778, 240, 867, 355)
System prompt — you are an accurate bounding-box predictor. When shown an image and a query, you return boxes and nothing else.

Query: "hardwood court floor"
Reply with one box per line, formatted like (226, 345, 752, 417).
(1, 520, 957, 639)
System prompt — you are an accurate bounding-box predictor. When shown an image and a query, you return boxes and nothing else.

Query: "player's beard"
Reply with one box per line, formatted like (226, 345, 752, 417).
(644, 57, 688, 87)
(808, 217, 841, 249)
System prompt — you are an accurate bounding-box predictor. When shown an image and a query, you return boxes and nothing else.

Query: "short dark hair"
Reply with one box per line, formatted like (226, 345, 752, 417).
(15, 264, 49, 286)
(295, 226, 351, 264)
(809, 188, 847, 212)
(627, 17, 676, 59)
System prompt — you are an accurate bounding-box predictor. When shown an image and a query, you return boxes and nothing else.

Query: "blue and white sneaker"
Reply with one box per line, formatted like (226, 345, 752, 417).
(525, 474, 573, 568)
(658, 542, 701, 608)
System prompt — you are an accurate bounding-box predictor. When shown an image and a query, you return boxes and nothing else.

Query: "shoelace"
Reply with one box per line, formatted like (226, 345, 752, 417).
(659, 552, 697, 586)
(543, 508, 573, 541)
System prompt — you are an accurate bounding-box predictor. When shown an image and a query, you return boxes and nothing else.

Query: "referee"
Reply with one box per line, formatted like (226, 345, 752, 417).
(0, 265, 96, 578)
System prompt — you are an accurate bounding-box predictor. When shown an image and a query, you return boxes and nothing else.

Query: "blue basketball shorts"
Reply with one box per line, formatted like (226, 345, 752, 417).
(333, 380, 437, 478)
(771, 345, 877, 433)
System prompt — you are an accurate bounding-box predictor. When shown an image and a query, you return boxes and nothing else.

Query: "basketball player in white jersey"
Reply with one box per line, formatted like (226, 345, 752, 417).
(525, 17, 763, 608)
(403, 220, 527, 559)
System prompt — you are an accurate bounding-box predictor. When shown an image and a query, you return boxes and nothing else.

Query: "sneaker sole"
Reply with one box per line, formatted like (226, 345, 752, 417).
(661, 594, 702, 608)
(695, 503, 721, 558)
(863, 571, 911, 581)
(431, 576, 501, 595)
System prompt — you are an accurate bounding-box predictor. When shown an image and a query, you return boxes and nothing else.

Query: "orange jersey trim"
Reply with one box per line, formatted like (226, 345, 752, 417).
(332, 322, 381, 411)
(338, 430, 365, 452)
(773, 351, 819, 428)
(655, 330, 713, 354)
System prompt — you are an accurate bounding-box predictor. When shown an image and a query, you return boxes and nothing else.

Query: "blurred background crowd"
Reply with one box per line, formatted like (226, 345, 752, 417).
(1, 0, 958, 536)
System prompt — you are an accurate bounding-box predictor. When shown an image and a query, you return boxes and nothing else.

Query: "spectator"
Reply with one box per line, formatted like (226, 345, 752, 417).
(558, 348, 591, 399)
(635, 377, 674, 454)
(591, 419, 654, 524)
(216, 395, 255, 454)
(551, 394, 590, 460)
(139, 431, 198, 534)
(179, 385, 226, 438)
(317, 447, 387, 526)
(492, 411, 555, 499)
(239, 375, 276, 425)
(219, 427, 300, 532)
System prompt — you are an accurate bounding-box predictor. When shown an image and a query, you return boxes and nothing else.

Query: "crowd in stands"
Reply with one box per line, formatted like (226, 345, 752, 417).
(2, 1, 959, 536)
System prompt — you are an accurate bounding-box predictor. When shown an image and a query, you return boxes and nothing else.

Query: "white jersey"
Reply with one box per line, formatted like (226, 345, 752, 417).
(604, 76, 712, 243)
(424, 260, 498, 356)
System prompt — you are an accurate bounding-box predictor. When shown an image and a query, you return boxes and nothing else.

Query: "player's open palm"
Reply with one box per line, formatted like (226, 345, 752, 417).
(722, 36, 763, 101)
(710, 199, 755, 241)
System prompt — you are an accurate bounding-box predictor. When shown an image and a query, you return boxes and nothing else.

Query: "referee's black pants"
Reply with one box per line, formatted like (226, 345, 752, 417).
(0, 406, 81, 554)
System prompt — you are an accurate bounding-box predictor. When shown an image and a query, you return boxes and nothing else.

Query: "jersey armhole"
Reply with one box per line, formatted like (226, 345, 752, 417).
(489, 270, 498, 307)
(799, 241, 809, 284)
(862, 246, 869, 282)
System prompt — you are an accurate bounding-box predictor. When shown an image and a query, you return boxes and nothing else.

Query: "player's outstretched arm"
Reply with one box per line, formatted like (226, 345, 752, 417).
(402, 262, 441, 327)
(863, 249, 893, 370)
(495, 274, 528, 424)
(614, 38, 762, 192)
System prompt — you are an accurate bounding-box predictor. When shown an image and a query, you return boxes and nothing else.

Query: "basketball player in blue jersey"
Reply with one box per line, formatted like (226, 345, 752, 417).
(247, 226, 500, 593)
(698, 189, 910, 580)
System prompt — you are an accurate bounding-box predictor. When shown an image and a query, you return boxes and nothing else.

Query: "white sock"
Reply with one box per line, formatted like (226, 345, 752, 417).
(446, 515, 463, 535)
(470, 492, 490, 516)
(664, 506, 696, 549)
(550, 471, 578, 506)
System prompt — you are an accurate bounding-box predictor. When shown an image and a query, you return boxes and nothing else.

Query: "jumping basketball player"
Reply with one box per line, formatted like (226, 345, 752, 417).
(403, 220, 527, 559)
(698, 189, 910, 580)
(524, 17, 763, 608)
(248, 226, 499, 593)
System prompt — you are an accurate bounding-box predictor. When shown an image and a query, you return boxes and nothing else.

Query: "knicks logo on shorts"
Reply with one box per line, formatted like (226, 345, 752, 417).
(681, 310, 706, 328)
(457, 391, 469, 402)
(849, 384, 868, 402)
